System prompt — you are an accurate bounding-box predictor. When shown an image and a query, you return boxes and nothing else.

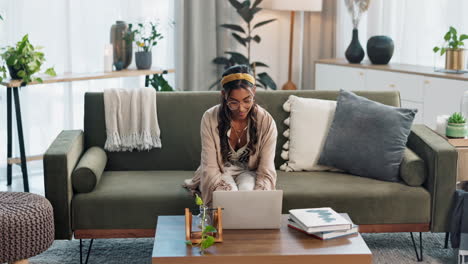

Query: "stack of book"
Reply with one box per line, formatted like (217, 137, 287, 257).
(288, 207, 358, 240)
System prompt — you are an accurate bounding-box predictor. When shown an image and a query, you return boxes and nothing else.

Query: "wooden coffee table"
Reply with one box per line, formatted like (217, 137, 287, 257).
(152, 215, 372, 264)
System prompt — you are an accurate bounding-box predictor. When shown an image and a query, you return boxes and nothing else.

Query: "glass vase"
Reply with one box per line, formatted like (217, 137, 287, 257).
(194, 205, 212, 231)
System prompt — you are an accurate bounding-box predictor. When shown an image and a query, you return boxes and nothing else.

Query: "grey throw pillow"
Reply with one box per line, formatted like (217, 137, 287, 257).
(318, 90, 417, 182)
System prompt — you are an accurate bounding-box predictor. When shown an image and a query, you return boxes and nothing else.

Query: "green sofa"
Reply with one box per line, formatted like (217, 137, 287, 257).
(44, 90, 457, 240)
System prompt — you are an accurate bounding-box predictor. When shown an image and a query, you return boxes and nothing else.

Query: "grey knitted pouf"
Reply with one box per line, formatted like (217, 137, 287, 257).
(0, 192, 54, 263)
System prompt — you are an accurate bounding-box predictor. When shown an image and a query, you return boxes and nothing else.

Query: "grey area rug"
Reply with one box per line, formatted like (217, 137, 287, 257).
(28, 233, 458, 264)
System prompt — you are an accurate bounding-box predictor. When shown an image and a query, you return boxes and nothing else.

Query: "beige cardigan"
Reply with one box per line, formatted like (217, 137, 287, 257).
(184, 104, 278, 205)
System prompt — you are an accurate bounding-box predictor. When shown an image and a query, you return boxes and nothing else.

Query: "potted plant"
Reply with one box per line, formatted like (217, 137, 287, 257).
(433, 26, 468, 71)
(446, 112, 467, 138)
(211, 0, 277, 90)
(0, 34, 56, 84)
(128, 22, 163, 70)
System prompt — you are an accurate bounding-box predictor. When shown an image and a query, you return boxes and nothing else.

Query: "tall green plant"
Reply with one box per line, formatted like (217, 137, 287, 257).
(0, 34, 56, 84)
(211, 0, 277, 90)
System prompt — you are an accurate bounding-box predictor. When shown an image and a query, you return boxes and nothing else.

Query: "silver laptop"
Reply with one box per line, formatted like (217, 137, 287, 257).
(212, 190, 283, 229)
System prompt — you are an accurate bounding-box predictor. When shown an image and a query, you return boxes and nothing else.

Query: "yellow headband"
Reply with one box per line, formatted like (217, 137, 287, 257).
(221, 73, 255, 86)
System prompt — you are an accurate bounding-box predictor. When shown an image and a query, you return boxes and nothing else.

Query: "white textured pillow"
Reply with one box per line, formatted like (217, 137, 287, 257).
(280, 95, 337, 172)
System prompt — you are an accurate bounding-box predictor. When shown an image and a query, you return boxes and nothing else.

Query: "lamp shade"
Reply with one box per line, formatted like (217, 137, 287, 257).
(259, 0, 322, 12)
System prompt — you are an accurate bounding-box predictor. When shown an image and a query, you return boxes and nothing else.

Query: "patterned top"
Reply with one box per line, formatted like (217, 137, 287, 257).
(226, 126, 251, 168)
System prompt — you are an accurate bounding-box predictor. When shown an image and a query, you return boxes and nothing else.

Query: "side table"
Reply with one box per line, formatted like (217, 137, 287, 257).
(443, 137, 468, 186)
(436, 134, 468, 249)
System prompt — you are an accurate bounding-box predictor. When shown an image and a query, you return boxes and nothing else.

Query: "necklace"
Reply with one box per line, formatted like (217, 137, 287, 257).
(231, 123, 248, 144)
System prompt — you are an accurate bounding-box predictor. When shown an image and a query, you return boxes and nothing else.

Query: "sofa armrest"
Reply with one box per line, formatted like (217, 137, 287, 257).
(44, 130, 84, 239)
(407, 124, 457, 232)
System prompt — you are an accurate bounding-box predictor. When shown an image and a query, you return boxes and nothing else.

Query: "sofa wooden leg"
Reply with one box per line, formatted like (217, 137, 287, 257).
(10, 259, 28, 264)
(410, 232, 423, 262)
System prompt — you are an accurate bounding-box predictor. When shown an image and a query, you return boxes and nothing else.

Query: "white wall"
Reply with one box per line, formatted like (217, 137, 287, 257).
(0, 0, 175, 175)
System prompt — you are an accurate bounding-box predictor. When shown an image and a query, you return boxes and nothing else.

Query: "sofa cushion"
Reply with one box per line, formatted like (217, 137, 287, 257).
(318, 90, 417, 182)
(72, 171, 196, 229)
(277, 171, 430, 225)
(280, 95, 337, 172)
(73, 170, 431, 229)
(72, 147, 107, 193)
(400, 148, 426, 186)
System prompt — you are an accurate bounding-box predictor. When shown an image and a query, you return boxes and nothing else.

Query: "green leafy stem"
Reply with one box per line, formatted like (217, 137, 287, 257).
(185, 194, 217, 254)
(125, 22, 164, 53)
(433, 26, 468, 56)
(147, 70, 173, 92)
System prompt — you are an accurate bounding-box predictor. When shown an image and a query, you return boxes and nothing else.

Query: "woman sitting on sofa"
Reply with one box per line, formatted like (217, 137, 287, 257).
(184, 65, 278, 205)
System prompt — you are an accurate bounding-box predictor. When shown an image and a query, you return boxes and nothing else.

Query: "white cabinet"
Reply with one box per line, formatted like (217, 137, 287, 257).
(365, 70, 424, 103)
(423, 77, 468, 129)
(315, 64, 366, 91)
(315, 62, 468, 127)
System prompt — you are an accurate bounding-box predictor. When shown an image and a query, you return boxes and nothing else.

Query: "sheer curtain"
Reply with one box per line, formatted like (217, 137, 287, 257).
(336, 0, 468, 67)
(0, 0, 175, 178)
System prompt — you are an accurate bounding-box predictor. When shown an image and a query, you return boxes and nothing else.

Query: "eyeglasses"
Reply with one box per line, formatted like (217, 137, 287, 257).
(226, 97, 254, 111)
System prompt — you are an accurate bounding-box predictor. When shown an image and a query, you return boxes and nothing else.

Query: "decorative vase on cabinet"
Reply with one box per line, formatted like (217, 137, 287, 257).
(110, 21, 132, 70)
(367, 36, 394, 65)
(345, 29, 365, 64)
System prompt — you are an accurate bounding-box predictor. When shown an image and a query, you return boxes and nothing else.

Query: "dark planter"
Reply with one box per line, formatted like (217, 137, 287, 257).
(7, 65, 21, 80)
(136, 51, 152, 70)
(367, 36, 394, 64)
(110, 21, 132, 70)
(345, 29, 365, 64)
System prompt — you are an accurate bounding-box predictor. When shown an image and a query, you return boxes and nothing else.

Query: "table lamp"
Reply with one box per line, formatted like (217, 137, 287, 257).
(260, 0, 322, 90)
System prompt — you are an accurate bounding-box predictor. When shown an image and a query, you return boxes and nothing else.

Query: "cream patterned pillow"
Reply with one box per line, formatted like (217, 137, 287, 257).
(280, 95, 337, 172)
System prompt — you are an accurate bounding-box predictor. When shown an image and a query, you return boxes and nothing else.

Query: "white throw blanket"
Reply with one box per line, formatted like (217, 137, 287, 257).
(103, 87, 161, 152)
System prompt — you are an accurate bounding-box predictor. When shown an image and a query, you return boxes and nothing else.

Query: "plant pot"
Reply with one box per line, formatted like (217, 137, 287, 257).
(136, 51, 152, 70)
(7, 65, 21, 80)
(367, 36, 394, 65)
(345, 29, 365, 64)
(445, 49, 466, 71)
(446, 123, 468, 138)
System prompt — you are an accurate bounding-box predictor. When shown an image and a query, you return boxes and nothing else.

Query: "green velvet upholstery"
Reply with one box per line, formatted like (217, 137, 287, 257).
(44, 90, 457, 239)
(400, 148, 426, 187)
(84, 90, 400, 170)
(277, 171, 431, 224)
(72, 170, 430, 230)
(72, 147, 107, 193)
(44, 130, 84, 239)
(73, 171, 197, 229)
(407, 125, 458, 232)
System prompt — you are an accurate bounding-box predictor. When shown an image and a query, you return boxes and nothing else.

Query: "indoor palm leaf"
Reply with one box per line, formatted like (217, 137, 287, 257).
(211, 0, 277, 90)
